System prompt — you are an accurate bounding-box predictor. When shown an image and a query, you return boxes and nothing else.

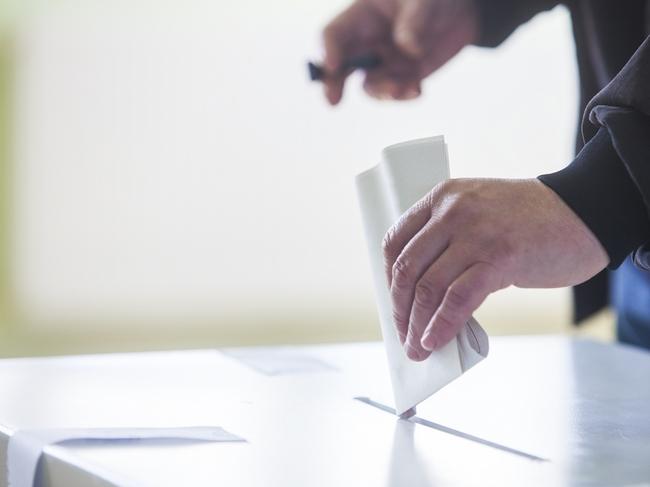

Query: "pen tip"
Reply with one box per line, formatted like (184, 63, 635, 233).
(307, 62, 324, 81)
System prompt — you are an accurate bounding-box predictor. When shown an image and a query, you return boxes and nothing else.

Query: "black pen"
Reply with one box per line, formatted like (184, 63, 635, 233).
(307, 54, 382, 81)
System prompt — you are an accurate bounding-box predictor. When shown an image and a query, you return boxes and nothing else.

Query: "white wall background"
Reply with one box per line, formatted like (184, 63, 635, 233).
(9, 0, 578, 335)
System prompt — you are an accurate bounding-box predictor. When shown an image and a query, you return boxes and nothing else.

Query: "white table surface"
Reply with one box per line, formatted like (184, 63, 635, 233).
(0, 336, 649, 487)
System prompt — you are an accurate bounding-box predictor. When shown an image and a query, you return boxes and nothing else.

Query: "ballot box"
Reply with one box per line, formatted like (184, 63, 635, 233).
(0, 336, 649, 486)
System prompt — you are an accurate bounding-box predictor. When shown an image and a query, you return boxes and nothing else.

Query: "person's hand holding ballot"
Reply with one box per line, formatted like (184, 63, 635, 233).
(382, 178, 608, 361)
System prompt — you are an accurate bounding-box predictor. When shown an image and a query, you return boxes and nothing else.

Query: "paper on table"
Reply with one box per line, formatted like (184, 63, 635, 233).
(355, 136, 489, 415)
(7, 426, 245, 487)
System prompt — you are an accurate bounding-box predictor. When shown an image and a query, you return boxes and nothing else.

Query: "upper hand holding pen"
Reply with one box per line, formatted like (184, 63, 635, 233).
(383, 178, 609, 361)
(321, 0, 479, 104)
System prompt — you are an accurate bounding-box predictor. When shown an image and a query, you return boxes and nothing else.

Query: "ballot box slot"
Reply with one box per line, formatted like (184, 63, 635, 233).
(354, 396, 549, 462)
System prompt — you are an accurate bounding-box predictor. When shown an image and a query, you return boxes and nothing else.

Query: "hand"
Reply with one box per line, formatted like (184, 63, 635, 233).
(321, 0, 479, 104)
(382, 178, 609, 361)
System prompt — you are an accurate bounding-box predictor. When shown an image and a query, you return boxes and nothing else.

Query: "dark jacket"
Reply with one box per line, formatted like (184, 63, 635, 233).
(474, 0, 650, 322)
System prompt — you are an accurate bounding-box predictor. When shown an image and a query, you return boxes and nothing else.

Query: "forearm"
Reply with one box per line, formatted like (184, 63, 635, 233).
(539, 37, 650, 269)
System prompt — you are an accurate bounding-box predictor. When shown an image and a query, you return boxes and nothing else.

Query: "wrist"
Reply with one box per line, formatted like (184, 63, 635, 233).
(538, 128, 650, 268)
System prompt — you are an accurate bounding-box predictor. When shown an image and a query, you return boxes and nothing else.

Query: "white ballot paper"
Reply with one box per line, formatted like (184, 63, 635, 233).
(355, 136, 489, 415)
(7, 426, 245, 487)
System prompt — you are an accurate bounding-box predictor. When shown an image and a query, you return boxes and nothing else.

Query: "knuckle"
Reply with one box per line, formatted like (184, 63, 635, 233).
(444, 284, 470, 315)
(417, 193, 435, 213)
(447, 192, 479, 223)
(455, 191, 477, 212)
(422, 180, 451, 210)
(441, 202, 460, 226)
(434, 179, 455, 195)
(414, 278, 438, 307)
(431, 310, 457, 336)
(381, 228, 396, 257)
(391, 259, 414, 287)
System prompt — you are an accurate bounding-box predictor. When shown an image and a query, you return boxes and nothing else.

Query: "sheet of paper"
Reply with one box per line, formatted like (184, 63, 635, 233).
(355, 136, 489, 415)
(7, 426, 245, 487)
(221, 348, 337, 376)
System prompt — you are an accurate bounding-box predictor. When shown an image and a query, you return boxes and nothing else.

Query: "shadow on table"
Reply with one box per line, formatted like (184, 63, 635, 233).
(388, 420, 432, 487)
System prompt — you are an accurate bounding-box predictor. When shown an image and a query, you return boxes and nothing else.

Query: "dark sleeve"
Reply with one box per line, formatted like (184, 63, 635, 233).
(538, 36, 650, 269)
(473, 0, 560, 47)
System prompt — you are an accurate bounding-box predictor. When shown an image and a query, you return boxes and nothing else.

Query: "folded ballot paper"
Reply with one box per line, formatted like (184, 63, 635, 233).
(355, 136, 489, 415)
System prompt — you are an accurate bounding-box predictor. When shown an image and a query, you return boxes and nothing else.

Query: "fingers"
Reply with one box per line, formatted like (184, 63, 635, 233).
(321, 0, 472, 104)
(389, 220, 450, 348)
(324, 73, 348, 105)
(382, 193, 436, 287)
(363, 73, 421, 100)
(322, 18, 350, 105)
(421, 261, 503, 351)
(322, 2, 383, 105)
(403, 246, 469, 361)
(322, 1, 425, 104)
(322, 16, 346, 74)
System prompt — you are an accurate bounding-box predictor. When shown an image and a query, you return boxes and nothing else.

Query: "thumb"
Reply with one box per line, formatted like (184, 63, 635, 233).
(393, 0, 430, 57)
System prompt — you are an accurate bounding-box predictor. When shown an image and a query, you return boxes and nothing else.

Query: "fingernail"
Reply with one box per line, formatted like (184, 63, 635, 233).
(421, 329, 436, 351)
(421, 337, 436, 351)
